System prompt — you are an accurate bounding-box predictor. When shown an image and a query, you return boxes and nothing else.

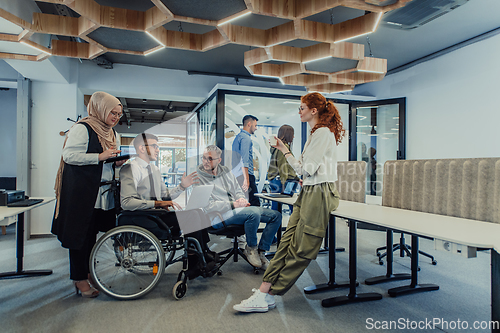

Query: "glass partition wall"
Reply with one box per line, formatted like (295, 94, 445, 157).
(187, 87, 404, 197)
(224, 93, 306, 192)
(350, 98, 406, 197)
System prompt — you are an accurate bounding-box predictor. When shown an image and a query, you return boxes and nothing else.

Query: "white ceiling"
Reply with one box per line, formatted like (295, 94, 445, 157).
(0, 16, 23, 35)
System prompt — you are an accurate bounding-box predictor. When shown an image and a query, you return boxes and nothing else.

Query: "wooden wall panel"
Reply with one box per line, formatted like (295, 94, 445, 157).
(295, 0, 342, 19)
(202, 29, 229, 51)
(333, 12, 379, 42)
(218, 24, 266, 47)
(248, 0, 295, 19)
(145, 6, 172, 30)
(269, 45, 301, 63)
(244, 48, 270, 66)
(100, 6, 145, 31)
(52, 39, 89, 58)
(0, 33, 18, 42)
(266, 20, 296, 46)
(32, 13, 79, 36)
(165, 30, 202, 51)
(0, 52, 37, 61)
(67, 0, 100, 24)
(357, 56, 387, 73)
(282, 73, 329, 86)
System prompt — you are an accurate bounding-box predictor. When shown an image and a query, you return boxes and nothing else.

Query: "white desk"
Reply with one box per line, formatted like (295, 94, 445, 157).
(314, 200, 500, 329)
(255, 193, 297, 206)
(0, 197, 55, 279)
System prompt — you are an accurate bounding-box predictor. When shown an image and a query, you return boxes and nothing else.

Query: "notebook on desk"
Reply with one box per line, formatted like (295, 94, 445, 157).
(264, 181, 298, 198)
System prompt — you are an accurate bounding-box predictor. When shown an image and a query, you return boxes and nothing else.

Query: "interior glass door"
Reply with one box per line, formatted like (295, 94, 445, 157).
(352, 98, 406, 197)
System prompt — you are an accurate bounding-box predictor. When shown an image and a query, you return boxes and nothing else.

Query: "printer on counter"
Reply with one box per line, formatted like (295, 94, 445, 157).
(0, 190, 25, 206)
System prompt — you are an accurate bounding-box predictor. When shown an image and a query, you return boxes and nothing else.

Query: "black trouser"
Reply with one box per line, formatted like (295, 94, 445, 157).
(69, 208, 116, 281)
(237, 174, 260, 207)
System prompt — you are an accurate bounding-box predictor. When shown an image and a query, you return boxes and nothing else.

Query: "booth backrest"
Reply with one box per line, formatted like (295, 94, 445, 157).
(336, 161, 367, 203)
(383, 158, 500, 223)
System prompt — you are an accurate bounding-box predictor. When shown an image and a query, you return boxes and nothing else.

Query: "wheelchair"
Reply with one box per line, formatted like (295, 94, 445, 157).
(89, 207, 220, 301)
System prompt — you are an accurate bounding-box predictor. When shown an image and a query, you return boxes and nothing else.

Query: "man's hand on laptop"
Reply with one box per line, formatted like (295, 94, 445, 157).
(234, 198, 250, 208)
(155, 200, 182, 210)
(180, 171, 199, 189)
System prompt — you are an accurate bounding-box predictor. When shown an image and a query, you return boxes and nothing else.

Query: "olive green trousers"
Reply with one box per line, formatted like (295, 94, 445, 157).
(263, 182, 340, 295)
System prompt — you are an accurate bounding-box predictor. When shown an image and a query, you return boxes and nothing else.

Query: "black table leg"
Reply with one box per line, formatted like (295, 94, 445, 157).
(365, 229, 411, 285)
(0, 212, 52, 279)
(321, 220, 382, 307)
(318, 225, 345, 254)
(491, 249, 500, 332)
(304, 216, 351, 294)
(276, 202, 282, 247)
(265, 202, 283, 258)
(388, 234, 438, 297)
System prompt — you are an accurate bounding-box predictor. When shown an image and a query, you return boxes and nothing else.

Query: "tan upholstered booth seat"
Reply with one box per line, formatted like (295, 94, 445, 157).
(383, 158, 500, 223)
(336, 161, 367, 203)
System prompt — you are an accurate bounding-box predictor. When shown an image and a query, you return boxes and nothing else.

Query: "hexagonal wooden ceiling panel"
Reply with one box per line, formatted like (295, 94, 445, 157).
(0, 0, 412, 92)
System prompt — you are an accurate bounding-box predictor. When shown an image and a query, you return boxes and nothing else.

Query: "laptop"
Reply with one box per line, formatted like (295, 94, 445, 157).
(185, 185, 214, 210)
(264, 180, 299, 198)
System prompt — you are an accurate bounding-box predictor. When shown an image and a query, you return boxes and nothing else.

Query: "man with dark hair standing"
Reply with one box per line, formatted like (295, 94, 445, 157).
(232, 115, 260, 207)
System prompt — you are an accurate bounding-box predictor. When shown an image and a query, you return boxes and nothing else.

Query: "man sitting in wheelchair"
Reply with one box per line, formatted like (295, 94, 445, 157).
(119, 133, 218, 279)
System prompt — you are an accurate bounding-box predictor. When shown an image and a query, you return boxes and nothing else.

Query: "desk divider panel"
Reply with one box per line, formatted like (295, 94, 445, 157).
(383, 158, 500, 224)
(335, 161, 366, 203)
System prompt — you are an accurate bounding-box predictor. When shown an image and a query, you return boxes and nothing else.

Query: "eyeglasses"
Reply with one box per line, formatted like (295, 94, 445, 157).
(110, 111, 123, 118)
(142, 144, 159, 150)
(202, 156, 218, 162)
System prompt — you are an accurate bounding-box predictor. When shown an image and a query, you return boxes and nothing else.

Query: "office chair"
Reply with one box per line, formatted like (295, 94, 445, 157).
(376, 231, 437, 266)
(207, 215, 259, 274)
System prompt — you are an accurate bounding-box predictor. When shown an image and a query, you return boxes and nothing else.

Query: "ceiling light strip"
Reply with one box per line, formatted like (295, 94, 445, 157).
(303, 55, 331, 64)
(145, 31, 165, 47)
(334, 31, 372, 44)
(372, 12, 383, 32)
(144, 46, 165, 56)
(217, 10, 252, 26)
(357, 69, 385, 74)
(20, 41, 51, 55)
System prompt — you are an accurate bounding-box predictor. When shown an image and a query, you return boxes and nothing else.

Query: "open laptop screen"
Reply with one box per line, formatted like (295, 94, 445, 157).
(283, 181, 298, 195)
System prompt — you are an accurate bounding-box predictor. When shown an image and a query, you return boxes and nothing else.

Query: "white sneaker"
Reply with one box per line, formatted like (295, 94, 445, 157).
(259, 251, 270, 271)
(233, 289, 269, 313)
(244, 245, 262, 268)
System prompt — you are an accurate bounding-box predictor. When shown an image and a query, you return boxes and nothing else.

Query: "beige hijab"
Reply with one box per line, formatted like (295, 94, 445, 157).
(54, 91, 122, 218)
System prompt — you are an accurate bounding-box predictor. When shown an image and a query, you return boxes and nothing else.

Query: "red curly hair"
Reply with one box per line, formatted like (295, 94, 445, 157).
(301, 92, 345, 145)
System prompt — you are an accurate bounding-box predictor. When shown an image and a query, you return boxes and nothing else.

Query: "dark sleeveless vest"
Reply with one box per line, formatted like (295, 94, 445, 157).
(51, 122, 104, 250)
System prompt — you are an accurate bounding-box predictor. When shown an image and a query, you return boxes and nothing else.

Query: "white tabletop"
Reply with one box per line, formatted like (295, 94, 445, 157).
(333, 200, 500, 253)
(0, 197, 56, 220)
(255, 193, 297, 205)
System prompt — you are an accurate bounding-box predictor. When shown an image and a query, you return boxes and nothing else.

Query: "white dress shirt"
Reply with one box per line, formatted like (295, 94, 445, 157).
(62, 123, 120, 210)
(286, 127, 338, 186)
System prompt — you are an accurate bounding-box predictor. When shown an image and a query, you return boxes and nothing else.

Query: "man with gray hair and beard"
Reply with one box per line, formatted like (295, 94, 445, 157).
(195, 145, 282, 270)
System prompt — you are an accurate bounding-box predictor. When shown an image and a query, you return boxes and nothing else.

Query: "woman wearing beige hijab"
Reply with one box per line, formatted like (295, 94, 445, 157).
(52, 91, 124, 298)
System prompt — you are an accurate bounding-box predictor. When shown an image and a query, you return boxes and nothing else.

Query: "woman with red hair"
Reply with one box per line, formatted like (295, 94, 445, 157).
(234, 92, 345, 313)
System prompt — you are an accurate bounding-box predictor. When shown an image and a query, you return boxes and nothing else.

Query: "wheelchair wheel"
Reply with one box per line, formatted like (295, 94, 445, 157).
(172, 281, 187, 300)
(90, 226, 166, 300)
